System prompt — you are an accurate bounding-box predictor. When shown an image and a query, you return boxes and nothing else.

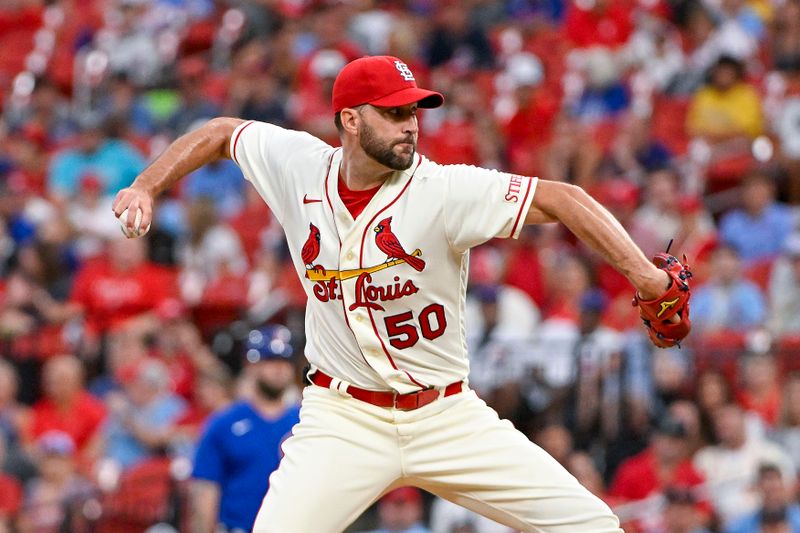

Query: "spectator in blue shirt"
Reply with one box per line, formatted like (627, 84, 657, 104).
(183, 159, 246, 220)
(97, 72, 159, 137)
(191, 325, 300, 533)
(573, 48, 630, 124)
(726, 463, 800, 533)
(719, 173, 794, 263)
(100, 358, 187, 470)
(691, 244, 766, 332)
(48, 113, 146, 201)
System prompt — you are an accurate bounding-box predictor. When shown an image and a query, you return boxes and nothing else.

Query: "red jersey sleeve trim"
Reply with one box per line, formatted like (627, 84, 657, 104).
(509, 176, 537, 239)
(230, 120, 255, 166)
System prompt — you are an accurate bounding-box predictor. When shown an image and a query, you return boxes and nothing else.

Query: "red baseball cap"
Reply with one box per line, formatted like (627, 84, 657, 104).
(380, 487, 422, 506)
(332, 56, 444, 113)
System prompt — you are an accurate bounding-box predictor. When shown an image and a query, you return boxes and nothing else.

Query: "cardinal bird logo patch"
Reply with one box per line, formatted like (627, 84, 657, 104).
(301, 223, 327, 277)
(373, 217, 425, 272)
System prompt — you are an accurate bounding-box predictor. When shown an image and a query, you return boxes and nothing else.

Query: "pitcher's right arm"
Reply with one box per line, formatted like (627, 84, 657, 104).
(112, 117, 244, 233)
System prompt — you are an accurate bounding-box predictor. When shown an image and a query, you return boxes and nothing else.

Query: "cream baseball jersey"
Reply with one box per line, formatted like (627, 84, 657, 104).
(231, 121, 537, 394)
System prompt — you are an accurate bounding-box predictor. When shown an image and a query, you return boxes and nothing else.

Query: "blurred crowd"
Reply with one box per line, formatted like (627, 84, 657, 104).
(2, 0, 800, 531)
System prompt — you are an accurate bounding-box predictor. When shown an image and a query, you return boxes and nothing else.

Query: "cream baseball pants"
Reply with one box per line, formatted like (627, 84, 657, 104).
(252, 384, 622, 533)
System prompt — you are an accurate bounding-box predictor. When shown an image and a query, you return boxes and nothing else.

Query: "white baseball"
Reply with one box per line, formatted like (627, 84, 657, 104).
(118, 207, 150, 238)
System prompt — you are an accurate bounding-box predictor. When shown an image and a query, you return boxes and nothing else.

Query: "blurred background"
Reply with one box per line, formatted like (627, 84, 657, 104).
(1, 0, 800, 531)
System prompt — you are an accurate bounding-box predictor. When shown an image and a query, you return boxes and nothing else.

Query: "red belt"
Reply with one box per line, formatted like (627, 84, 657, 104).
(310, 370, 463, 411)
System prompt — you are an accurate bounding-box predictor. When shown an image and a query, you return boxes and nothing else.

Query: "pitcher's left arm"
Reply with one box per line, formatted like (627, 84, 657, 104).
(526, 180, 691, 348)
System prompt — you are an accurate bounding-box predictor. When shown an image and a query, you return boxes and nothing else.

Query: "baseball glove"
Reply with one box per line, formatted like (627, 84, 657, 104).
(632, 253, 692, 348)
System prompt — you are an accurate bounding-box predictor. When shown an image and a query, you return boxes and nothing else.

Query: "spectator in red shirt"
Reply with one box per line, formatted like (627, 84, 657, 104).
(26, 355, 106, 457)
(564, 0, 634, 49)
(610, 416, 709, 529)
(66, 236, 176, 338)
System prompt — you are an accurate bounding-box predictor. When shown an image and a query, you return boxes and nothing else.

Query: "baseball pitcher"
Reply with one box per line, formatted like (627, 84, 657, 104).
(113, 55, 691, 532)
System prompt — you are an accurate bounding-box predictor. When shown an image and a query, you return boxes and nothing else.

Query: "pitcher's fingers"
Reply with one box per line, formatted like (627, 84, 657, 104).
(113, 189, 134, 217)
(139, 201, 153, 231)
(112, 190, 125, 216)
(125, 200, 139, 231)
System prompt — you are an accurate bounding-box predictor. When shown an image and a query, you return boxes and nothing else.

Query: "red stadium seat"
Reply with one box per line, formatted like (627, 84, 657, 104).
(192, 273, 249, 337)
(590, 119, 620, 151)
(650, 96, 690, 154)
(705, 153, 755, 194)
(97, 458, 174, 533)
(690, 330, 748, 383)
(744, 257, 775, 292)
(777, 335, 800, 373)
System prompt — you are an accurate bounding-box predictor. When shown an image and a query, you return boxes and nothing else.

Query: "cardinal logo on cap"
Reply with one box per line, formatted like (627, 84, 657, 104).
(394, 61, 415, 82)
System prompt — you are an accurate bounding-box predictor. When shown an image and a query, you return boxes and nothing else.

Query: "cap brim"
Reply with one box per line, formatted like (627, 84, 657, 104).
(369, 87, 444, 109)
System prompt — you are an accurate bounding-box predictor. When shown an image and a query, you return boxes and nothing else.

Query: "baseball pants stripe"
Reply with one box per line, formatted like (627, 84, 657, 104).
(252, 385, 623, 533)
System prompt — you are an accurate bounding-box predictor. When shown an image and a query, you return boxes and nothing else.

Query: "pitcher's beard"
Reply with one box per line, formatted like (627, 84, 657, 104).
(360, 122, 415, 170)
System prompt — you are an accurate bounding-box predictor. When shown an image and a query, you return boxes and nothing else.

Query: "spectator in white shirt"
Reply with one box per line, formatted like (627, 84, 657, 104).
(694, 403, 795, 527)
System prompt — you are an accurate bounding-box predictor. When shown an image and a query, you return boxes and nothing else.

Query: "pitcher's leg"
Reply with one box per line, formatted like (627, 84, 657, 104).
(253, 387, 402, 533)
(406, 391, 622, 533)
